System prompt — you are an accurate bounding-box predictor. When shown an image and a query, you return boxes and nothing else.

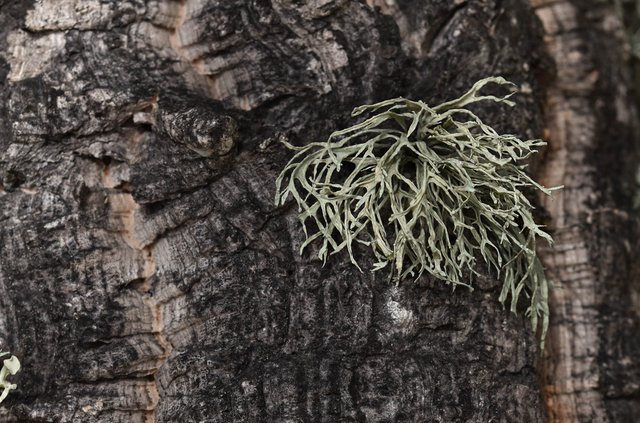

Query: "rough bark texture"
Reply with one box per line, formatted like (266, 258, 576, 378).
(0, 1, 636, 422)
(532, 1, 640, 421)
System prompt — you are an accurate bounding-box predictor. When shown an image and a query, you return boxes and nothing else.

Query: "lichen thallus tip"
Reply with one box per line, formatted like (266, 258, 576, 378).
(0, 350, 20, 404)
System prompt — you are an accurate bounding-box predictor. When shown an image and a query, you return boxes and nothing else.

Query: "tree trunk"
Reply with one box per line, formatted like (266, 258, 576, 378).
(533, 1, 640, 421)
(0, 1, 637, 422)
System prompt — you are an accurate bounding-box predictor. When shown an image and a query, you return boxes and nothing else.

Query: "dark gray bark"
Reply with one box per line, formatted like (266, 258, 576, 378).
(0, 0, 636, 422)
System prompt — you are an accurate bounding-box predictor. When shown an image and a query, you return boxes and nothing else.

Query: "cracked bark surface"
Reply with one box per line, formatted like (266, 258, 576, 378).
(0, 0, 637, 422)
(532, 1, 640, 422)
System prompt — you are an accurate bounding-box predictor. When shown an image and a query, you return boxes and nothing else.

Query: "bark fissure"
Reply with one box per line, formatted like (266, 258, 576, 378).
(532, 0, 640, 421)
(103, 139, 173, 423)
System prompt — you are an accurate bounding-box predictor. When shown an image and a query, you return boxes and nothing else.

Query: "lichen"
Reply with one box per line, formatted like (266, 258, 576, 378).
(0, 351, 20, 404)
(275, 77, 559, 347)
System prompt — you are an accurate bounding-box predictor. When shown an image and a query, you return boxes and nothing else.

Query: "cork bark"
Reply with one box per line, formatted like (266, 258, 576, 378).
(0, 1, 637, 422)
(532, 1, 640, 422)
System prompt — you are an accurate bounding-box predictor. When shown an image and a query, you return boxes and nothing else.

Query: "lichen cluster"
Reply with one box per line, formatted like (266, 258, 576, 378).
(275, 77, 558, 346)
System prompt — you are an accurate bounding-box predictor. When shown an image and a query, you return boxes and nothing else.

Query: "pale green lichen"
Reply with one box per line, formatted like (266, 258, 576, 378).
(0, 351, 20, 404)
(275, 77, 559, 347)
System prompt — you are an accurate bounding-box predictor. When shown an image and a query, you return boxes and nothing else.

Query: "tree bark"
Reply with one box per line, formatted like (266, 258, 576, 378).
(0, 1, 636, 422)
(532, 1, 640, 421)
